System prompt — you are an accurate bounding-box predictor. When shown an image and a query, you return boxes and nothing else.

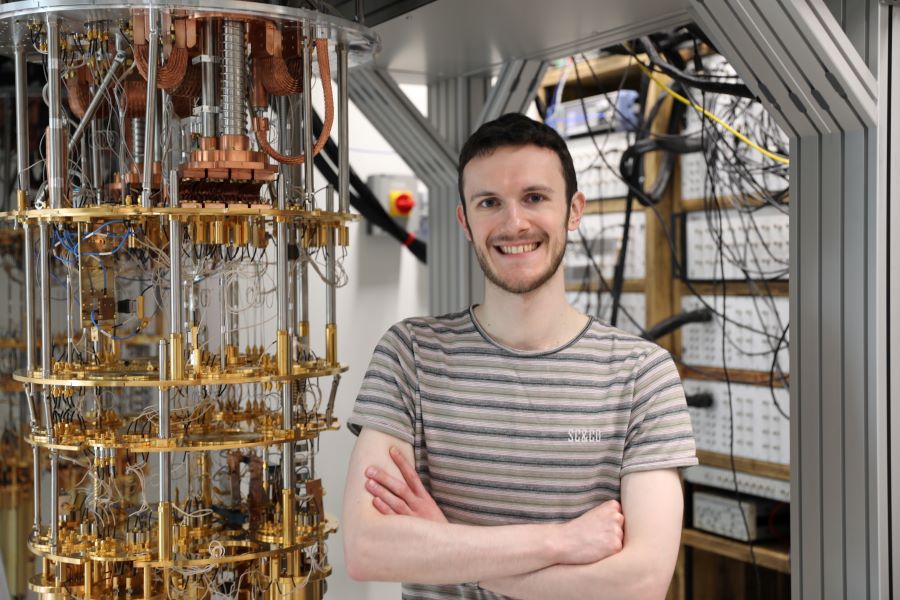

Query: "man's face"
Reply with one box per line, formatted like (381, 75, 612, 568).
(457, 145, 585, 295)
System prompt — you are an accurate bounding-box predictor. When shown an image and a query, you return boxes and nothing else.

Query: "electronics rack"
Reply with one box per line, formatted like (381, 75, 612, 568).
(542, 38, 791, 600)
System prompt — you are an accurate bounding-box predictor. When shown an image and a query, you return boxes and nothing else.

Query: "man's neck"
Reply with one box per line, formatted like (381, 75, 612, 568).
(474, 272, 588, 352)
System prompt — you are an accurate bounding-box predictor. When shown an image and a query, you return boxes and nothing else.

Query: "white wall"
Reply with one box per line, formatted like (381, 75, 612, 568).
(309, 83, 429, 599)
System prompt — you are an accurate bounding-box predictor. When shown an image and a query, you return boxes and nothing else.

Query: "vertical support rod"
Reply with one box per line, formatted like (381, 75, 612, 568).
(338, 42, 350, 213)
(276, 174, 294, 503)
(141, 8, 159, 208)
(158, 339, 170, 502)
(302, 26, 314, 208)
(201, 19, 219, 139)
(325, 187, 337, 366)
(39, 223, 58, 549)
(16, 24, 41, 536)
(46, 16, 64, 210)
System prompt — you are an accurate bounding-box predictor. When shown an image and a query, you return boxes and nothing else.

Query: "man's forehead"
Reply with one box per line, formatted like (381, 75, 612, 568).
(462, 145, 565, 194)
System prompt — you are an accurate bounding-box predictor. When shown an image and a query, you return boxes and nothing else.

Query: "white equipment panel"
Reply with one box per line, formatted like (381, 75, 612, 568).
(566, 291, 645, 336)
(567, 132, 632, 201)
(684, 464, 790, 503)
(565, 210, 645, 283)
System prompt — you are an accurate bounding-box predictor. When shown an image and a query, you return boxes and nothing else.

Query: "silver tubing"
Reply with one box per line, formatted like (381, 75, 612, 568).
(300, 257, 309, 355)
(65, 271, 73, 363)
(141, 8, 160, 208)
(169, 173, 183, 334)
(303, 26, 314, 207)
(201, 19, 219, 138)
(220, 20, 247, 137)
(39, 224, 51, 382)
(16, 31, 38, 434)
(46, 16, 64, 210)
(39, 222, 58, 547)
(158, 339, 170, 502)
(132, 117, 145, 167)
(68, 46, 126, 154)
(14, 29, 28, 194)
(276, 175, 293, 491)
(326, 186, 336, 326)
(356, 0, 365, 24)
(338, 43, 350, 213)
(32, 446, 40, 536)
(91, 120, 101, 204)
(219, 273, 227, 371)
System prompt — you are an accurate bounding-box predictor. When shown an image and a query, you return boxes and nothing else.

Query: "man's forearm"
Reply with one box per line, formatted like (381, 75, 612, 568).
(344, 513, 560, 584)
(480, 545, 669, 600)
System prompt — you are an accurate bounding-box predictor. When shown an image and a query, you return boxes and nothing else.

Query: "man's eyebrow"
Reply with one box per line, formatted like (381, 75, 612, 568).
(471, 185, 555, 200)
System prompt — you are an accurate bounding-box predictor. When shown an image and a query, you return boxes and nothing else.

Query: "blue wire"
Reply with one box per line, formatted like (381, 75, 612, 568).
(90, 309, 138, 341)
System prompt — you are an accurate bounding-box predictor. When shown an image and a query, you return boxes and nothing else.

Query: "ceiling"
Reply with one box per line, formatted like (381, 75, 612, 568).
(371, 0, 692, 82)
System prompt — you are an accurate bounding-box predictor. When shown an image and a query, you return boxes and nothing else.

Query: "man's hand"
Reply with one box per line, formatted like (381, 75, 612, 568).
(554, 500, 625, 564)
(365, 446, 447, 523)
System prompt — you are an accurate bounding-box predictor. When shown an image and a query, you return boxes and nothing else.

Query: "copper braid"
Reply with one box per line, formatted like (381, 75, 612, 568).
(259, 56, 304, 96)
(255, 39, 333, 165)
(133, 44, 189, 91)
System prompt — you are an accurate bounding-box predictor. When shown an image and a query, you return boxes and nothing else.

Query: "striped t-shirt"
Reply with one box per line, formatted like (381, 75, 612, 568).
(348, 308, 697, 600)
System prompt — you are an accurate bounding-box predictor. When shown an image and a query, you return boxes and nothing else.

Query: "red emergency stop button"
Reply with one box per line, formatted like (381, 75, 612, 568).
(389, 190, 416, 216)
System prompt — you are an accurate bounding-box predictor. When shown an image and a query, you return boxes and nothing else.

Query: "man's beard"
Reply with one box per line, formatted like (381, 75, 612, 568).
(472, 234, 566, 295)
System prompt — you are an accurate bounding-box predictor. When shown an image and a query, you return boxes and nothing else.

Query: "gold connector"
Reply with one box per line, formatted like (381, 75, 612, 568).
(325, 324, 337, 366)
(17, 189, 26, 213)
(339, 226, 350, 247)
(276, 330, 290, 376)
(212, 219, 226, 245)
(168, 333, 184, 380)
(225, 344, 239, 366)
(298, 321, 309, 339)
(282, 488, 295, 546)
(158, 501, 172, 561)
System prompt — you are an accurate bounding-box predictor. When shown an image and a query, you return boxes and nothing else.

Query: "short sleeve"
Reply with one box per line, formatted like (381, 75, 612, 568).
(347, 323, 418, 445)
(621, 347, 698, 475)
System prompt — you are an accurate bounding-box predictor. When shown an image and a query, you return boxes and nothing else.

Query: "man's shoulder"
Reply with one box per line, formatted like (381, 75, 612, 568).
(388, 309, 477, 340)
(579, 319, 669, 362)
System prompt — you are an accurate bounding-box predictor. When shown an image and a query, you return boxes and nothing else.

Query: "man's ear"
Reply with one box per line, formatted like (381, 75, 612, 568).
(456, 203, 472, 241)
(567, 191, 587, 231)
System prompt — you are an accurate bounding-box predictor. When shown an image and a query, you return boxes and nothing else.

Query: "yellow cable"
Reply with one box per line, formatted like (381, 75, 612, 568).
(635, 61, 790, 166)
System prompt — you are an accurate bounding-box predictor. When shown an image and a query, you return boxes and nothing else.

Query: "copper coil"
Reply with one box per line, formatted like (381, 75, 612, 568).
(133, 44, 189, 91)
(254, 39, 333, 165)
(64, 65, 94, 119)
(122, 78, 147, 118)
(258, 55, 304, 96)
(167, 62, 202, 99)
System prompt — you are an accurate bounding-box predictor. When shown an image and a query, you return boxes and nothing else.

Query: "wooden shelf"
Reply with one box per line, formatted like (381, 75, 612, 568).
(680, 194, 789, 213)
(682, 280, 789, 297)
(583, 198, 640, 214)
(541, 54, 648, 90)
(565, 279, 645, 293)
(682, 527, 791, 574)
(678, 363, 789, 388)
(695, 450, 790, 481)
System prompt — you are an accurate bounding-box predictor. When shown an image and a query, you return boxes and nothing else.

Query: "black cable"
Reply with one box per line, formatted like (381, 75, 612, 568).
(641, 308, 712, 342)
(638, 35, 756, 99)
(310, 111, 426, 263)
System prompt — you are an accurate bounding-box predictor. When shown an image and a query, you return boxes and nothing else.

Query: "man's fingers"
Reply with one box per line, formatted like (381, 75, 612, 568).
(389, 447, 425, 493)
(366, 478, 412, 515)
(366, 467, 412, 501)
(372, 496, 395, 515)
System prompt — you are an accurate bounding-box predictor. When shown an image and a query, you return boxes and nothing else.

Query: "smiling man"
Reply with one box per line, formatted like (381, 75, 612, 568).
(342, 113, 697, 599)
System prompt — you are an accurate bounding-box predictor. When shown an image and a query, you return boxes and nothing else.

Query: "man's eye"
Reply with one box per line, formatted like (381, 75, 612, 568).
(527, 193, 545, 203)
(478, 198, 498, 208)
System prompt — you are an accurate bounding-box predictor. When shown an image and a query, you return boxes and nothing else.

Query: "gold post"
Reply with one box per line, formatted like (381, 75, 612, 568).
(276, 329, 290, 376)
(17, 189, 26, 212)
(325, 324, 337, 366)
(158, 501, 172, 561)
(168, 333, 184, 380)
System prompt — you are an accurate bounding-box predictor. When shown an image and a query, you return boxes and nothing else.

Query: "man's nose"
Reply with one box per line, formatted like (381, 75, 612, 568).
(502, 201, 530, 232)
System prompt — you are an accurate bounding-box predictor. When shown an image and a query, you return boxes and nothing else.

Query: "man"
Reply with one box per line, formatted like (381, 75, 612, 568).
(342, 113, 697, 599)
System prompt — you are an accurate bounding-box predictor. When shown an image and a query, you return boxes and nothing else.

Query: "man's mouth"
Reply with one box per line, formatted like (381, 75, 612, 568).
(495, 242, 541, 255)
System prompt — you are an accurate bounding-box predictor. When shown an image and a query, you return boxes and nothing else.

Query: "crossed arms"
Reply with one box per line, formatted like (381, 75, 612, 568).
(342, 427, 684, 600)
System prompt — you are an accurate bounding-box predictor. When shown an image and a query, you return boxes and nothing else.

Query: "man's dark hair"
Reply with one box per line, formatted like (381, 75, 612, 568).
(457, 113, 578, 213)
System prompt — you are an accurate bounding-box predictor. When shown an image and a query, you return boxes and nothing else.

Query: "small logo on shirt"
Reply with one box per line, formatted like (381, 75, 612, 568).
(568, 428, 603, 443)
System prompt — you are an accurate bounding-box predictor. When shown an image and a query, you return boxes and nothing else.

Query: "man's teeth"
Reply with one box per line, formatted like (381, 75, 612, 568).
(499, 243, 538, 255)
